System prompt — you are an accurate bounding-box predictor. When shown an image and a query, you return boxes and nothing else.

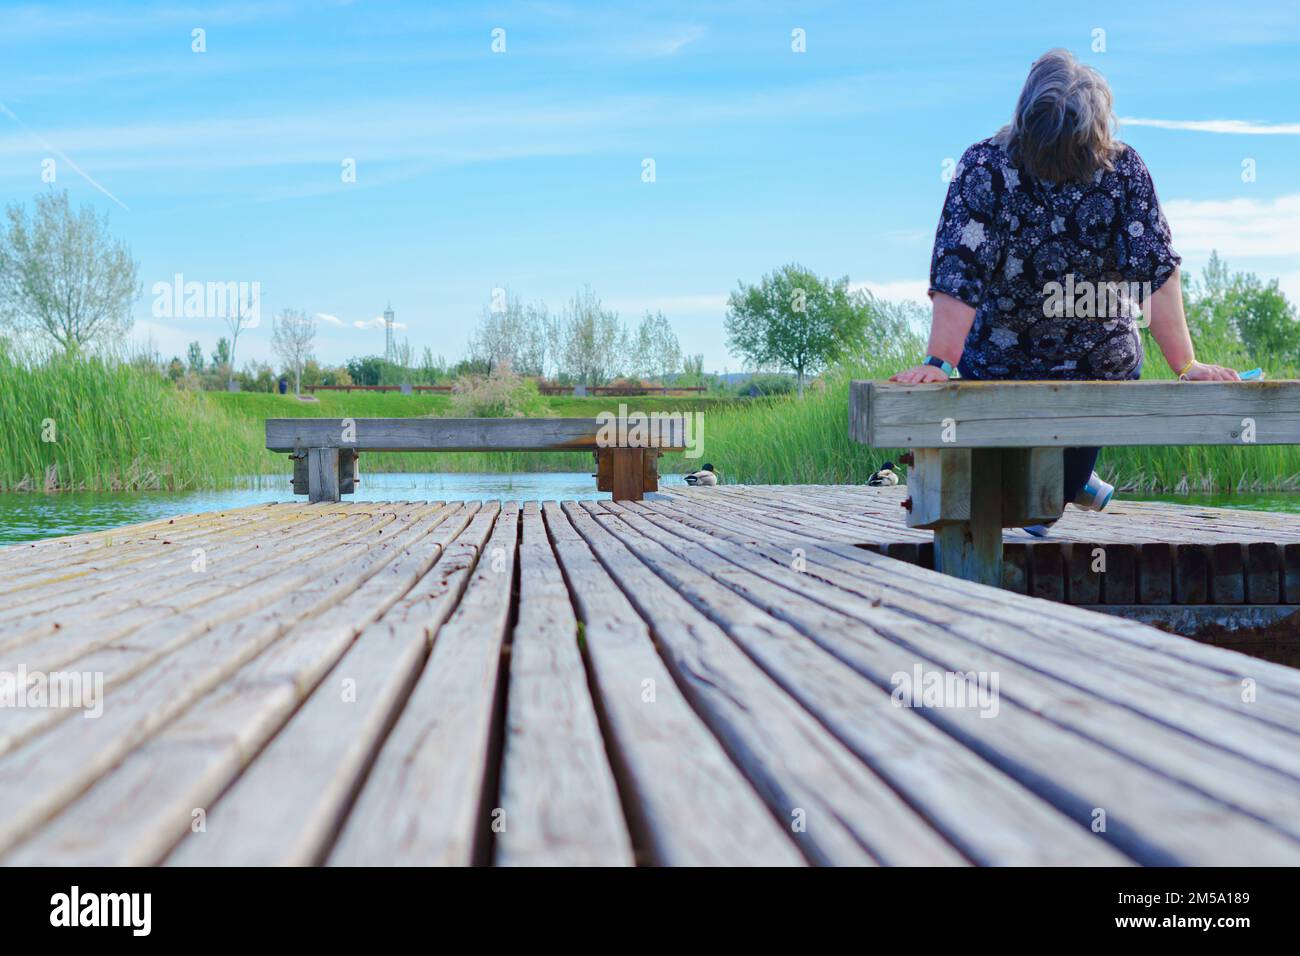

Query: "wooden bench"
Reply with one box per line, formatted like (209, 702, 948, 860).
(850, 380, 1300, 585)
(266, 417, 689, 503)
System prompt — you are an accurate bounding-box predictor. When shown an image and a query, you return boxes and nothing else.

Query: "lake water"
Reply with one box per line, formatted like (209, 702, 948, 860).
(0, 472, 661, 544)
(0, 473, 1296, 545)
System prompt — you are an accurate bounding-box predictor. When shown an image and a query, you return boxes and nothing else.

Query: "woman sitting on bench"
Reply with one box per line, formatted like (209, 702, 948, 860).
(891, 48, 1237, 529)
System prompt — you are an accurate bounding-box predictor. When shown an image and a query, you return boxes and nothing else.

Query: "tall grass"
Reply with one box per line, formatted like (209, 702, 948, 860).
(1100, 327, 1300, 492)
(0, 348, 263, 491)
(3, 331, 1296, 493)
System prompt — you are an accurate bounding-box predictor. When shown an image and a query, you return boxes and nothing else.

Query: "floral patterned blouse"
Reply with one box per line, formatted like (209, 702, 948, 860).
(929, 138, 1180, 380)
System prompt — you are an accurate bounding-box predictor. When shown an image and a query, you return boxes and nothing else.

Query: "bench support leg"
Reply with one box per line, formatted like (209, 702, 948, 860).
(307, 447, 340, 503)
(909, 447, 1064, 588)
(933, 449, 1003, 586)
(608, 448, 645, 502)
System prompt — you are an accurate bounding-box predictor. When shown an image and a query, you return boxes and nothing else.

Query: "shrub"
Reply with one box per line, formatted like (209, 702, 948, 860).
(448, 365, 548, 418)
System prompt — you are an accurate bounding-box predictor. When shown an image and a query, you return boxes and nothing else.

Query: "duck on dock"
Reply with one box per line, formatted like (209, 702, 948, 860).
(866, 461, 900, 487)
(684, 463, 718, 487)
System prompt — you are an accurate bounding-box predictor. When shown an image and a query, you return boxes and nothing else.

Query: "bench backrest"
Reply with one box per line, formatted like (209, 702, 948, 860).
(850, 380, 1300, 448)
(266, 417, 690, 453)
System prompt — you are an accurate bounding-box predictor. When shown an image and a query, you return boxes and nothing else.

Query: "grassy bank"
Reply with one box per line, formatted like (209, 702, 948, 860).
(4, 339, 1298, 493)
(0, 355, 735, 490)
(0, 350, 264, 491)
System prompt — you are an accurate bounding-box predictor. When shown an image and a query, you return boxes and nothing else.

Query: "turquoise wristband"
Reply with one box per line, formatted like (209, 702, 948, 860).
(923, 355, 955, 377)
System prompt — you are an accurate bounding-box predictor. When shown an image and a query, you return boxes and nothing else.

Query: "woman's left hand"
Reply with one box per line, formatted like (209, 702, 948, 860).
(1181, 361, 1240, 382)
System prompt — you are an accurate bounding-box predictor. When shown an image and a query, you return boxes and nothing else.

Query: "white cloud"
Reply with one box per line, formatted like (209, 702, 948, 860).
(850, 279, 931, 306)
(642, 25, 706, 56)
(1120, 117, 1300, 135)
(353, 315, 407, 330)
(314, 312, 344, 326)
(1164, 193, 1300, 258)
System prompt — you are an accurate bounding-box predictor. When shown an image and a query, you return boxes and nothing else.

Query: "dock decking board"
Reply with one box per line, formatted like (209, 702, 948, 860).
(1, 486, 1298, 866)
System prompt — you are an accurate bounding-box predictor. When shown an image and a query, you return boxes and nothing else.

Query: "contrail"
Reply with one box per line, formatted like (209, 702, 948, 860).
(1120, 116, 1300, 135)
(0, 101, 130, 210)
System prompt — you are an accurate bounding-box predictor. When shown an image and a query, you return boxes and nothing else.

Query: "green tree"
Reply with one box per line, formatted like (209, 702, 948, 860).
(631, 310, 682, 383)
(0, 190, 140, 352)
(1182, 252, 1300, 367)
(186, 340, 205, 373)
(1229, 275, 1299, 365)
(211, 337, 230, 368)
(554, 286, 624, 386)
(725, 264, 870, 397)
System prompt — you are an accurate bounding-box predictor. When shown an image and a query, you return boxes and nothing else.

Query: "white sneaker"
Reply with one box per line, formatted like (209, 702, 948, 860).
(1074, 472, 1114, 511)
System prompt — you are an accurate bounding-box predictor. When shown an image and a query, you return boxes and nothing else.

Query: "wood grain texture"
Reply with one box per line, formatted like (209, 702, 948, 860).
(267, 417, 689, 452)
(3, 484, 1299, 866)
(329, 505, 521, 865)
(566, 501, 965, 866)
(167, 505, 493, 866)
(542, 502, 804, 866)
(494, 503, 634, 866)
(855, 379, 1300, 447)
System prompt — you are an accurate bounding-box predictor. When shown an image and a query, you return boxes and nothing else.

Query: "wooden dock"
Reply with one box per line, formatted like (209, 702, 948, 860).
(2, 487, 1299, 866)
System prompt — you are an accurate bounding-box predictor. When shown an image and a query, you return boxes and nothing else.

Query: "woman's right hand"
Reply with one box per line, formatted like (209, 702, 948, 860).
(890, 364, 951, 384)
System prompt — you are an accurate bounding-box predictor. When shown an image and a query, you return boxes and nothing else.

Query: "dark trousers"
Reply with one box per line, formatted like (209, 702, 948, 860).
(956, 358, 1140, 505)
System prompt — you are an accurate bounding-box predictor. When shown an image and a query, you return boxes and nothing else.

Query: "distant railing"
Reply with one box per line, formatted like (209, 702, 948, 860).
(304, 384, 453, 393)
(536, 385, 708, 396)
(303, 383, 707, 396)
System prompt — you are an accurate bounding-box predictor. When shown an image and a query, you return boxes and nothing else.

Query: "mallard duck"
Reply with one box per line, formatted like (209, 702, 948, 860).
(684, 463, 718, 487)
(866, 461, 899, 487)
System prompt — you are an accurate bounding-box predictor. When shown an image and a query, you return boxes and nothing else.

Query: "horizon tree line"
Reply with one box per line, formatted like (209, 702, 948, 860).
(3, 190, 1298, 393)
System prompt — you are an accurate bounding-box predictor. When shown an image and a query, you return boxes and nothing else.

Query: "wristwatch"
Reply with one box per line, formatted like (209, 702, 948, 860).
(923, 355, 955, 377)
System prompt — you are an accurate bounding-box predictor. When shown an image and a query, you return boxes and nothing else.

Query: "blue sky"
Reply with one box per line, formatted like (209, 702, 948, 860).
(2, 0, 1298, 372)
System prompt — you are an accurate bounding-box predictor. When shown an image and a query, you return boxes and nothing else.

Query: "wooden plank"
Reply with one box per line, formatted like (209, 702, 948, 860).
(329, 506, 521, 865)
(1174, 544, 1211, 605)
(904, 447, 971, 528)
(1063, 543, 1102, 604)
(855, 380, 1300, 447)
(603, 503, 1123, 865)
(167, 506, 494, 866)
(0, 506, 381, 681)
(495, 503, 634, 866)
(541, 502, 803, 866)
(1210, 543, 1247, 604)
(1286, 543, 1300, 604)
(1000, 448, 1065, 526)
(0, 504, 307, 627)
(1246, 542, 1282, 605)
(563, 501, 959, 865)
(1028, 543, 1064, 601)
(0, 505, 448, 858)
(933, 449, 1002, 586)
(823, 542, 1300, 738)
(1001, 542, 1028, 594)
(1102, 544, 1138, 604)
(5, 504, 469, 866)
(0, 508, 400, 759)
(308, 447, 340, 503)
(1138, 543, 1174, 605)
(608, 447, 644, 502)
(629, 502, 1300, 861)
(338, 448, 358, 495)
(266, 417, 688, 453)
(641, 449, 660, 493)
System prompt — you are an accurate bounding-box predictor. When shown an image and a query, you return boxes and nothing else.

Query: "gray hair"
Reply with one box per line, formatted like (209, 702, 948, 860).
(995, 49, 1119, 183)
